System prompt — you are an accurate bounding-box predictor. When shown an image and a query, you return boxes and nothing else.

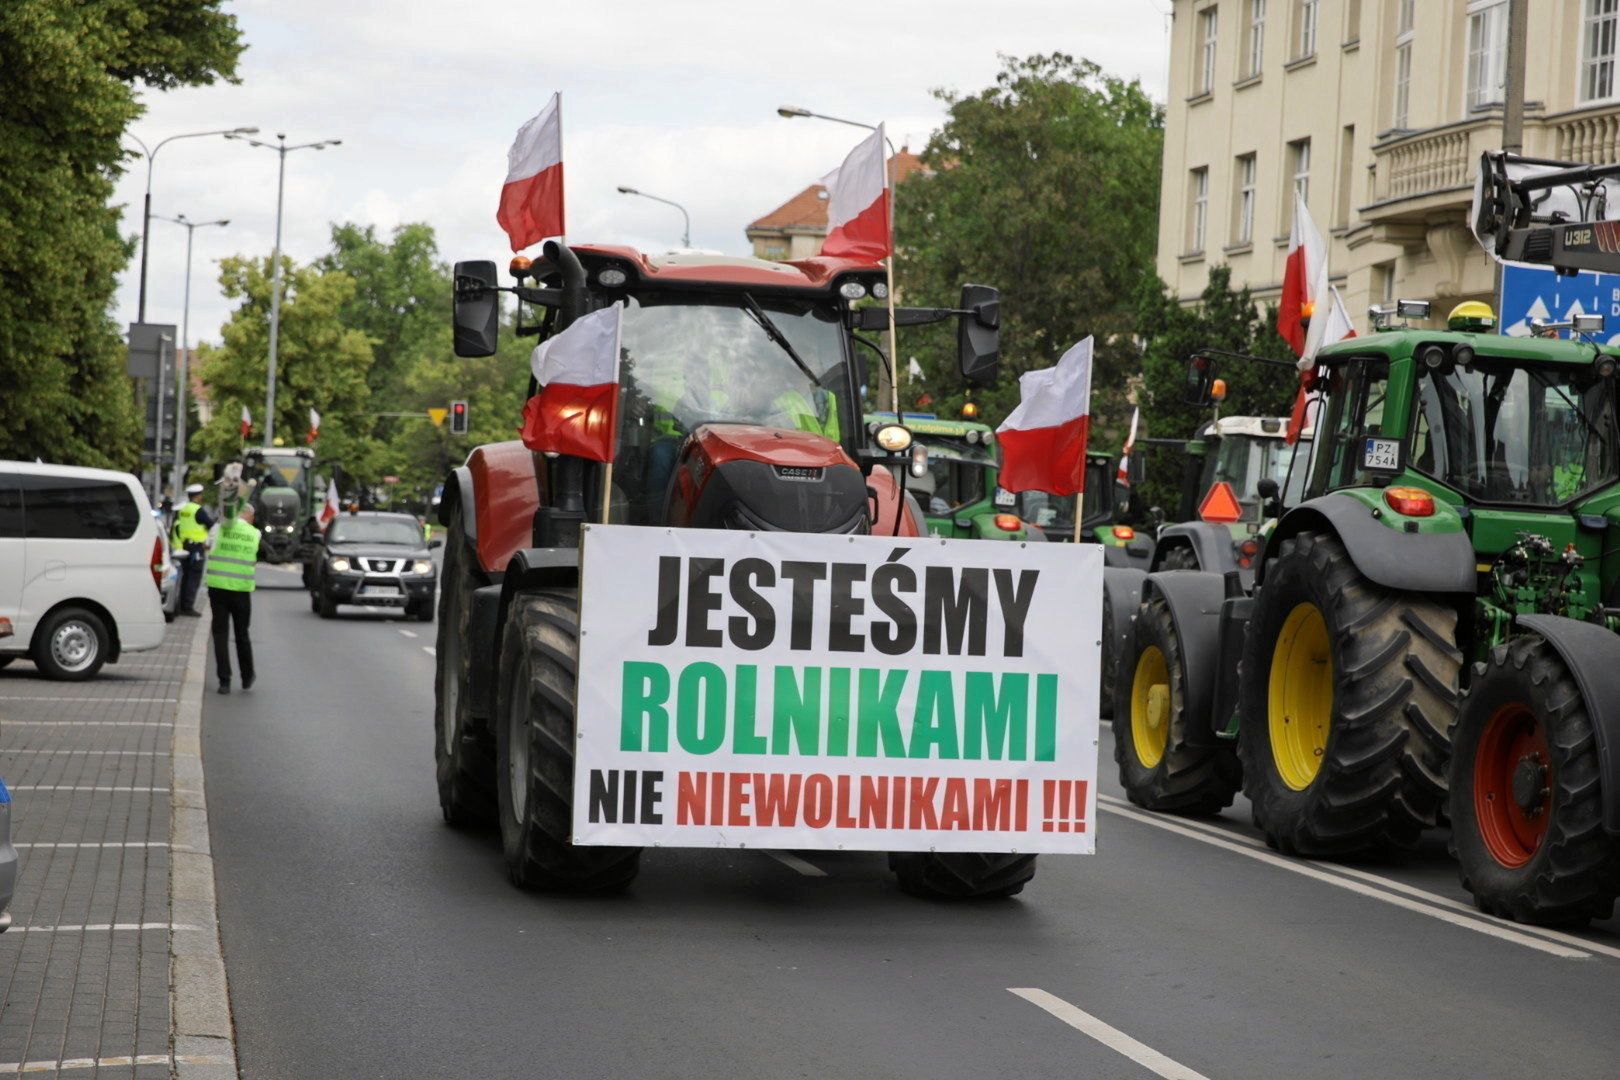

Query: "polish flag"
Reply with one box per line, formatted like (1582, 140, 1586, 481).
(319, 477, 339, 526)
(996, 337, 1093, 497)
(1279, 192, 1355, 443)
(306, 407, 321, 445)
(821, 124, 890, 262)
(1116, 406, 1139, 486)
(497, 93, 564, 253)
(520, 302, 623, 462)
(239, 405, 252, 440)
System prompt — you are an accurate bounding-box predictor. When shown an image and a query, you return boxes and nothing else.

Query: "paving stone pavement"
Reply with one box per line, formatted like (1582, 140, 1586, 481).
(0, 617, 205, 1078)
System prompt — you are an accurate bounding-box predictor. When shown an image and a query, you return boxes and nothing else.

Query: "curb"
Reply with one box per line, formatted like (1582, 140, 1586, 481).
(169, 613, 238, 1079)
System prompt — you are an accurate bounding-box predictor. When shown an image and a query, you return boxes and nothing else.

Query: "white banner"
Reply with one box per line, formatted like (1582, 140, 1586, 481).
(572, 525, 1101, 854)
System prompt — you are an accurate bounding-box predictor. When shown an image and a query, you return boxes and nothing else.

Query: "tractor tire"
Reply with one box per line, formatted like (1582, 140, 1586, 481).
(1112, 594, 1241, 815)
(1158, 545, 1199, 571)
(1448, 637, 1620, 926)
(495, 590, 641, 892)
(889, 851, 1036, 899)
(434, 507, 497, 828)
(1237, 529, 1459, 856)
(1099, 583, 1118, 721)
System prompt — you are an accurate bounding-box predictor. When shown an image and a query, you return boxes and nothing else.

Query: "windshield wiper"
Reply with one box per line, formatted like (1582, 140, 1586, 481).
(1537, 370, 1611, 447)
(740, 292, 820, 386)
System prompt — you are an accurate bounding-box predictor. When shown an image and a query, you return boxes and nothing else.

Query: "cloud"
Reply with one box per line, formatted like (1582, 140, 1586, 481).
(115, 0, 1169, 345)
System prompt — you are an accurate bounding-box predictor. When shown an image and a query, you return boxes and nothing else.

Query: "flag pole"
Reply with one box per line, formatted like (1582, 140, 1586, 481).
(600, 461, 613, 524)
(882, 124, 899, 414)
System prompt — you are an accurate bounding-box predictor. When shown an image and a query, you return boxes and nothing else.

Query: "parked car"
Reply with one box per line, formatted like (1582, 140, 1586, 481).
(0, 778, 13, 932)
(0, 461, 168, 680)
(155, 513, 180, 623)
(309, 511, 438, 621)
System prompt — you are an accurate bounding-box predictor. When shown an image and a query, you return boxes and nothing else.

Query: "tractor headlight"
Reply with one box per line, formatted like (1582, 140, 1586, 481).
(874, 423, 913, 453)
(839, 280, 867, 300)
(329, 557, 351, 573)
(597, 267, 628, 287)
(871, 281, 888, 300)
(965, 430, 981, 445)
(412, 560, 433, 575)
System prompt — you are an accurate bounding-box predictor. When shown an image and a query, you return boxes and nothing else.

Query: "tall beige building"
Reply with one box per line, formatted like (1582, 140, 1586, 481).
(1157, 0, 1620, 326)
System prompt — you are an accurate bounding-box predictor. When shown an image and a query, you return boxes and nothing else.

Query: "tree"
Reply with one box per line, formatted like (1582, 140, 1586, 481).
(0, 0, 241, 468)
(1131, 265, 1300, 513)
(893, 53, 1163, 443)
(193, 255, 376, 477)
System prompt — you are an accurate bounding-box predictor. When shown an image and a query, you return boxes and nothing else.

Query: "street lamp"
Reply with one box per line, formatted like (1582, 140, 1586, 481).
(616, 186, 692, 248)
(153, 214, 229, 497)
(230, 132, 343, 446)
(126, 126, 257, 322)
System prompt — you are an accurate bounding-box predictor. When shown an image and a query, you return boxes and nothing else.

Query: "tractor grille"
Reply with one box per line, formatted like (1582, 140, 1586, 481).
(359, 557, 405, 573)
(725, 502, 867, 535)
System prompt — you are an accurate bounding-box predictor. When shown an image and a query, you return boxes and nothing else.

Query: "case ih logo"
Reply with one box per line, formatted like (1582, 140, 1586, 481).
(772, 466, 824, 482)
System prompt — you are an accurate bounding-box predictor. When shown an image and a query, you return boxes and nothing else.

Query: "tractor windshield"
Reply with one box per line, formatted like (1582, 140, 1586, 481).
(1412, 361, 1619, 506)
(1210, 435, 1311, 521)
(912, 438, 994, 515)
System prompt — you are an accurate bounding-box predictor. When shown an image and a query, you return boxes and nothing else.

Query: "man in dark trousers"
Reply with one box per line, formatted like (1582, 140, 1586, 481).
(205, 501, 259, 694)
(170, 483, 216, 616)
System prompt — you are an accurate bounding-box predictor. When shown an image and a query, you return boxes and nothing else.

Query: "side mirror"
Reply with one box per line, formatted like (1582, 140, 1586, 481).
(1184, 354, 1216, 406)
(1257, 476, 1282, 518)
(452, 260, 500, 357)
(958, 283, 1000, 386)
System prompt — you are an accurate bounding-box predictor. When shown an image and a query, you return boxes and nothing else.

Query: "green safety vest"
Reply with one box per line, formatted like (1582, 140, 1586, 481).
(205, 519, 260, 593)
(171, 501, 208, 547)
(775, 390, 841, 441)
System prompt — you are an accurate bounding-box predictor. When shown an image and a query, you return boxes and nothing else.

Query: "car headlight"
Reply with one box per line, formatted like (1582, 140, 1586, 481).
(329, 557, 351, 573)
(412, 560, 433, 575)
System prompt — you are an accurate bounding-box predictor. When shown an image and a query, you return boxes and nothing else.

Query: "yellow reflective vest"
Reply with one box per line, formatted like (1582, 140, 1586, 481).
(172, 501, 208, 547)
(205, 519, 260, 593)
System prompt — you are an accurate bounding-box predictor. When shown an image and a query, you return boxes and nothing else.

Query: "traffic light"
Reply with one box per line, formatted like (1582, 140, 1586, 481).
(450, 400, 468, 436)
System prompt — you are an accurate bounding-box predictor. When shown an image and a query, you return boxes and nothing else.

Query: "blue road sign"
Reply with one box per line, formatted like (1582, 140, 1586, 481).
(1499, 264, 1620, 342)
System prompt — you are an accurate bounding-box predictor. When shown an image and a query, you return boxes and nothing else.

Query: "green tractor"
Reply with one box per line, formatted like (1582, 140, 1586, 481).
(1112, 298, 1620, 904)
(1014, 450, 1155, 568)
(242, 447, 320, 564)
(864, 411, 1035, 541)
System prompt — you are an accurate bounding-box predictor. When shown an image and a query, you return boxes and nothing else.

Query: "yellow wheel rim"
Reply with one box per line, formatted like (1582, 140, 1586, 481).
(1268, 602, 1333, 790)
(1130, 645, 1171, 769)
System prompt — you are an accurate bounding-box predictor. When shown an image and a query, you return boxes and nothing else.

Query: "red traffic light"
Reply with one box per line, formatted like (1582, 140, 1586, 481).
(450, 399, 469, 434)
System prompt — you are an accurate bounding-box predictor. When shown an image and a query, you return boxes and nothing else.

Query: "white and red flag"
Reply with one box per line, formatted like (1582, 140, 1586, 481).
(996, 336, 1094, 497)
(1116, 405, 1139, 486)
(306, 407, 321, 445)
(520, 302, 623, 462)
(1278, 191, 1355, 442)
(319, 476, 340, 526)
(497, 93, 565, 252)
(239, 405, 252, 440)
(821, 124, 891, 262)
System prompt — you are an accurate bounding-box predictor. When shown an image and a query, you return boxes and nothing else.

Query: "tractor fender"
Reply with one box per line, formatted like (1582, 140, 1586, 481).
(1514, 614, 1620, 834)
(1153, 521, 1237, 575)
(1259, 493, 1475, 593)
(438, 465, 477, 543)
(1102, 566, 1146, 688)
(485, 547, 582, 714)
(1140, 570, 1229, 740)
(1103, 534, 1155, 570)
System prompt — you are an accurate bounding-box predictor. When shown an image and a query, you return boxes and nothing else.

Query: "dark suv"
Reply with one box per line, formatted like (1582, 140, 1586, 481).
(309, 512, 438, 621)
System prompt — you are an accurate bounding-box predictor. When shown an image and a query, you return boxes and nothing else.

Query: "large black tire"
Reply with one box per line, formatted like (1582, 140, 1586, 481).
(495, 590, 641, 891)
(1158, 545, 1199, 571)
(434, 507, 497, 828)
(1238, 529, 1459, 856)
(1099, 584, 1117, 721)
(889, 851, 1036, 899)
(1448, 637, 1620, 926)
(32, 607, 109, 681)
(1112, 594, 1241, 814)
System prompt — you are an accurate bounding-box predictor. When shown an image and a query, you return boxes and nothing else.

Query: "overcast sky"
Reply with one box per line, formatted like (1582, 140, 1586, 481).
(116, 0, 1171, 348)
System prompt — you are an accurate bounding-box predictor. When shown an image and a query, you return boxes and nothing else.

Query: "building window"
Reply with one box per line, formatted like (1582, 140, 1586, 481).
(1290, 138, 1311, 208)
(1398, 0, 1414, 33)
(1243, 0, 1266, 78)
(1187, 168, 1210, 253)
(1466, 0, 1508, 110)
(1295, 0, 1318, 59)
(1344, 0, 1361, 43)
(1393, 2, 1414, 129)
(1233, 154, 1257, 243)
(1197, 7, 1219, 95)
(1377, 261, 1396, 307)
(1335, 126, 1355, 226)
(1583, 0, 1619, 102)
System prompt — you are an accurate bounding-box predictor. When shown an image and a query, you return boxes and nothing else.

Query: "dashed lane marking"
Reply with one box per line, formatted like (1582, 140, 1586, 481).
(1097, 799, 1589, 960)
(1009, 988, 1211, 1080)
(423, 646, 436, 657)
(764, 851, 827, 877)
(399, 628, 417, 638)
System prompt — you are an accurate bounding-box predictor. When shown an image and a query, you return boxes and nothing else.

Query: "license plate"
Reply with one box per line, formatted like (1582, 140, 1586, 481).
(359, 585, 401, 597)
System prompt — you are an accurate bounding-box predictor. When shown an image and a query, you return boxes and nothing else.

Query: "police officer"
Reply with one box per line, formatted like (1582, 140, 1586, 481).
(170, 483, 216, 617)
(205, 502, 259, 694)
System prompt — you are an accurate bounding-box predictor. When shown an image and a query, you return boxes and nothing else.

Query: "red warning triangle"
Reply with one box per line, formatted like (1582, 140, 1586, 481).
(1198, 480, 1244, 524)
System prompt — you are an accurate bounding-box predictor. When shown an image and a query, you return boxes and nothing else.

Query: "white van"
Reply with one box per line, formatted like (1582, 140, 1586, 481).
(0, 461, 168, 680)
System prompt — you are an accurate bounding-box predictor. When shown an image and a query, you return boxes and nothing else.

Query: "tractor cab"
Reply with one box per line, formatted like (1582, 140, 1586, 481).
(863, 411, 1031, 540)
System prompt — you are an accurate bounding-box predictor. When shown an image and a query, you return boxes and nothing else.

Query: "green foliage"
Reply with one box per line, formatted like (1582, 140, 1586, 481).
(0, 0, 240, 469)
(1132, 265, 1300, 514)
(193, 256, 376, 476)
(893, 53, 1163, 440)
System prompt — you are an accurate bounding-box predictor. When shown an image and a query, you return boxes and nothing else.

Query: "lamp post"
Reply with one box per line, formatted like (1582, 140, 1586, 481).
(153, 214, 229, 496)
(615, 185, 692, 248)
(776, 106, 902, 412)
(151, 333, 173, 503)
(229, 133, 342, 446)
(126, 126, 257, 323)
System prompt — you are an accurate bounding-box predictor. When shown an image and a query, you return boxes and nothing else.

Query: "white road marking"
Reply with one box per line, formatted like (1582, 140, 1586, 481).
(1099, 795, 1620, 963)
(764, 851, 827, 877)
(423, 646, 436, 657)
(0, 721, 173, 727)
(398, 629, 418, 638)
(1098, 800, 1590, 959)
(1009, 988, 1211, 1080)
(2, 749, 160, 756)
(9, 785, 168, 793)
(0, 697, 177, 703)
(0, 1054, 173, 1074)
(3, 922, 198, 934)
(13, 841, 168, 849)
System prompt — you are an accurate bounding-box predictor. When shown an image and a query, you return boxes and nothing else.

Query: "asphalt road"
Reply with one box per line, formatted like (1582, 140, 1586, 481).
(203, 566, 1620, 1080)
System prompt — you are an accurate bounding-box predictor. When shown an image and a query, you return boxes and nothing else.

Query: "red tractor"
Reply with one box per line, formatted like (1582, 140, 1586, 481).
(434, 241, 1011, 895)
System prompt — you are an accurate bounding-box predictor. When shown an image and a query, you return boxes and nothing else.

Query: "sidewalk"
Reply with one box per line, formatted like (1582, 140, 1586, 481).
(0, 614, 234, 1078)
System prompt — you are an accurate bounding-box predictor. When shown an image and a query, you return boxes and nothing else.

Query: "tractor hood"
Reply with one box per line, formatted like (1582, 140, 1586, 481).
(666, 424, 868, 534)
